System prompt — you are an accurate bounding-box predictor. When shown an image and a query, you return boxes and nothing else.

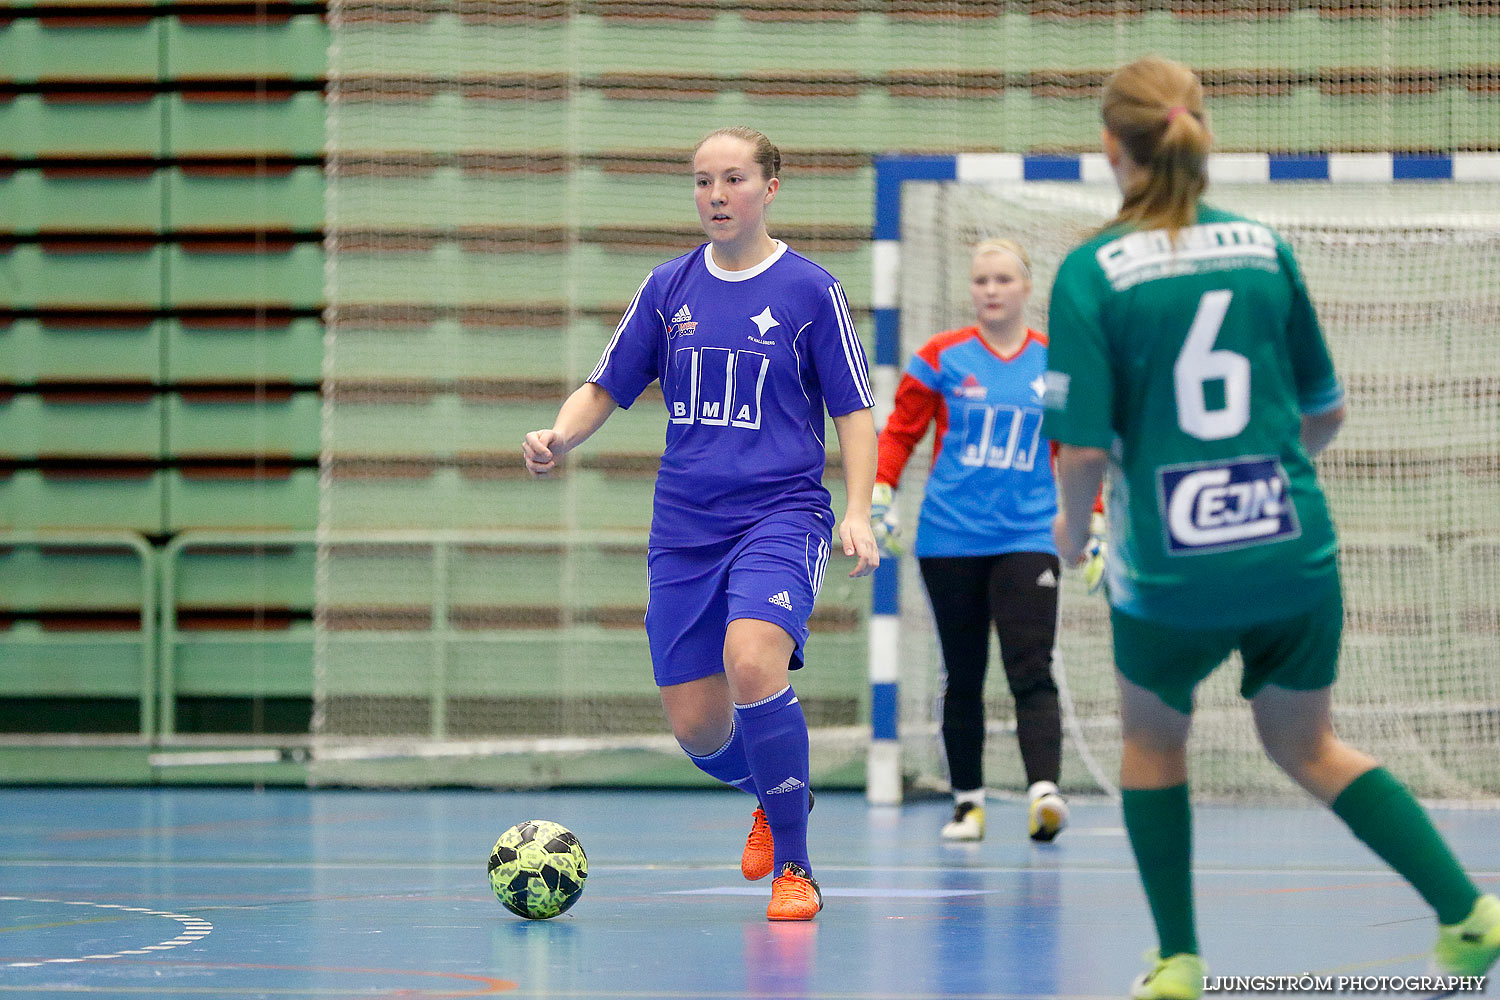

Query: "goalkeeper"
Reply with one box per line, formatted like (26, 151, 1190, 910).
(873, 238, 1084, 844)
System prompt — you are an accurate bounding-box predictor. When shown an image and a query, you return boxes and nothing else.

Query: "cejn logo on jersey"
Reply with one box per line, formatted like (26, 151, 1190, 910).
(1158, 456, 1300, 554)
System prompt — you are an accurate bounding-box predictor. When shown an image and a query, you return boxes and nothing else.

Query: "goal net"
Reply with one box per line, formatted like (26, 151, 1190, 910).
(316, 0, 1499, 792)
(894, 174, 1500, 802)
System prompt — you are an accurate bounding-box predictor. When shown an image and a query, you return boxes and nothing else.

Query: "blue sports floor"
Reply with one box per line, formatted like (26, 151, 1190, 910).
(1, 787, 1496, 999)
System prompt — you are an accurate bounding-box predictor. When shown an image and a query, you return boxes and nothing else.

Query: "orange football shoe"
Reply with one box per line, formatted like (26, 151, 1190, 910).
(767, 862, 822, 921)
(741, 791, 813, 881)
(741, 805, 774, 881)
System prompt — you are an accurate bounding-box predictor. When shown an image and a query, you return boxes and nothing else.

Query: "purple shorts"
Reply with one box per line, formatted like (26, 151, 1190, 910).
(644, 510, 833, 687)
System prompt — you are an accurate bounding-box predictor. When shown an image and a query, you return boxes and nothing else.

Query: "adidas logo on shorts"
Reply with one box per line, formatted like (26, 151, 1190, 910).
(1036, 568, 1058, 588)
(670, 304, 692, 324)
(766, 776, 806, 794)
(767, 591, 793, 610)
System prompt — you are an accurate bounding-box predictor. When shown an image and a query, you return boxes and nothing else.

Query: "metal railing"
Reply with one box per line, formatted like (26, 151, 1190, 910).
(161, 528, 650, 742)
(0, 531, 157, 739)
(158, 529, 317, 740)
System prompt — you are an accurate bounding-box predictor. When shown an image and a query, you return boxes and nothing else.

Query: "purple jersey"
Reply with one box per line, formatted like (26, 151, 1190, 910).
(590, 242, 874, 548)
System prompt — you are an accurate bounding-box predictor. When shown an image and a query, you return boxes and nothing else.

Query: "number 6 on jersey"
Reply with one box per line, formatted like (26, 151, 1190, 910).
(1173, 289, 1249, 441)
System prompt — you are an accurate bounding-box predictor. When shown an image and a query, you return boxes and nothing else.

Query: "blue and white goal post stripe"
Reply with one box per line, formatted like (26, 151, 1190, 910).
(863, 149, 1500, 806)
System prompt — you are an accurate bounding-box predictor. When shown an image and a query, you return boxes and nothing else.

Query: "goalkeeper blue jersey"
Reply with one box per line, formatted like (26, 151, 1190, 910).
(877, 326, 1057, 558)
(589, 241, 874, 548)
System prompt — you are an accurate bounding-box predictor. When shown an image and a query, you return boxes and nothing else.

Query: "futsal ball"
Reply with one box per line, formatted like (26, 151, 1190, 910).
(487, 820, 588, 919)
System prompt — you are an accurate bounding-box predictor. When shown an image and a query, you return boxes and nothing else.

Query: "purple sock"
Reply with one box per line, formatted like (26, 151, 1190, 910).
(735, 684, 811, 875)
(681, 721, 757, 795)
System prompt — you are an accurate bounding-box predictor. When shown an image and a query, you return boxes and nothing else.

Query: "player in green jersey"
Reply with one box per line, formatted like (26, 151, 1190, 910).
(1042, 55, 1500, 1000)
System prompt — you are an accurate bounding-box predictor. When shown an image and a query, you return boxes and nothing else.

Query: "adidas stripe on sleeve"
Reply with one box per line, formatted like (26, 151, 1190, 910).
(817, 281, 875, 416)
(589, 271, 664, 409)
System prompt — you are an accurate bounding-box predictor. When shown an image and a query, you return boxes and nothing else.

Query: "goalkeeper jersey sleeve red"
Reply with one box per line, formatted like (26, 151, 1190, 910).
(876, 372, 942, 489)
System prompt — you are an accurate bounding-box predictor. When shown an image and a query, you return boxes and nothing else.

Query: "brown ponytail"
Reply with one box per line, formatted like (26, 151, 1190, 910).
(1101, 55, 1211, 240)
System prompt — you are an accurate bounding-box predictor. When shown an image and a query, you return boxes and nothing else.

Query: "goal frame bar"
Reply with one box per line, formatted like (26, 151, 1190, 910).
(864, 150, 1500, 805)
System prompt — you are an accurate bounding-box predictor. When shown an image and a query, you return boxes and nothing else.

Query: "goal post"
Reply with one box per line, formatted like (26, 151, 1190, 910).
(866, 156, 963, 806)
(867, 151, 1500, 805)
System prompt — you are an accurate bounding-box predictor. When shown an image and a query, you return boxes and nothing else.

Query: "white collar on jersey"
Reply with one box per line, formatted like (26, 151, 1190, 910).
(704, 240, 787, 282)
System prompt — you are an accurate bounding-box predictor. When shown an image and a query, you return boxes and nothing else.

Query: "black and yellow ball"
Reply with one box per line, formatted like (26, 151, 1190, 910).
(487, 820, 588, 919)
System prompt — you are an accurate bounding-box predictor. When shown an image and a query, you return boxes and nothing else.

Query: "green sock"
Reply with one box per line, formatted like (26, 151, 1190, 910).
(1331, 767, 1479, 925)
(1122, 784, 1198, 957)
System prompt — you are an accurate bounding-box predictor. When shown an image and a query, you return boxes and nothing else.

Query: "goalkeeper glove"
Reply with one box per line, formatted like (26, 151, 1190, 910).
(1082, 511, 1106, 595)
(870, 483, 904, 558)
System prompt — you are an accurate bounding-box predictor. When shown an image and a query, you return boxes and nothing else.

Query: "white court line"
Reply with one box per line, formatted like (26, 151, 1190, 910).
(665, 887, 997, 898)
(4, 859, 1498, 878)
(0, 896, 213, 968)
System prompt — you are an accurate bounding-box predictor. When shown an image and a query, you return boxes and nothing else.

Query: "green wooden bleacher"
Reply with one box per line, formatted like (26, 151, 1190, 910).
(0, 532, 156, 737)
(0, 318, 163, 383)
(164, 316, 323, 383)
(0, 169, 164, 232)
(0, 0, 326, 740)
(167, 164, 323, 231)
(160, 532, 315, 737)
(0, 386, 163, 459)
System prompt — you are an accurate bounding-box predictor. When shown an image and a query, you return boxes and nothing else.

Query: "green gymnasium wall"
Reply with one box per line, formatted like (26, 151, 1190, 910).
(0, 3, 326, 772)
(1, 0, 1497, 783)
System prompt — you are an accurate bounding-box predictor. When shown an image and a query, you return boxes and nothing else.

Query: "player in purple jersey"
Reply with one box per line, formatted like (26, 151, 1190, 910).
(523, 126, 879, 921)
(873, 239, 1069, 844)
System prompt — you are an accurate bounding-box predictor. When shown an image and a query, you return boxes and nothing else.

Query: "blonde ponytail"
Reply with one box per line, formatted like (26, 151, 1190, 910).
(1101, 56, 1211, 240)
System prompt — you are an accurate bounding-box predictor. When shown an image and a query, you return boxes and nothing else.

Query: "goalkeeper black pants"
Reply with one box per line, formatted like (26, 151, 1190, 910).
(918, 551, 1062, 793)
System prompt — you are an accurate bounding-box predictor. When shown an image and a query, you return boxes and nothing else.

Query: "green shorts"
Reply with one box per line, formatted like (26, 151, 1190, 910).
(1110, 581, 1342, 715)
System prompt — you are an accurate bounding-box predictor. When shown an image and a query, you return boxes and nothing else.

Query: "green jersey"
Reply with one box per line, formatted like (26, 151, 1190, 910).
(1042, 204, 1344, 628)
